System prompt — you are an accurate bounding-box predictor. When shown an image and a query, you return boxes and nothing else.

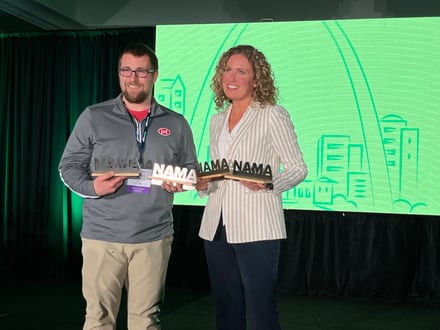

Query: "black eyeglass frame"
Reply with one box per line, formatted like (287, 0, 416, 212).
(118, 68, 155, 78)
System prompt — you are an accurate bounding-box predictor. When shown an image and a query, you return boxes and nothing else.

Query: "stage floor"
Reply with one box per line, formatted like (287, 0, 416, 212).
(0, 276, 439, 330)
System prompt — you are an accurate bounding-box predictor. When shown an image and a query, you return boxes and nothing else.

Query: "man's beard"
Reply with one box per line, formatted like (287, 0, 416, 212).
(123, 88, 149, 104)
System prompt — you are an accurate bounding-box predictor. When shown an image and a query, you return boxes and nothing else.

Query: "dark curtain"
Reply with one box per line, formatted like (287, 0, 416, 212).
(278, 211, 440, 302)
(170, 207, 440, 303)
(0, 27, 155, 275)
(1, 28, 439, 303)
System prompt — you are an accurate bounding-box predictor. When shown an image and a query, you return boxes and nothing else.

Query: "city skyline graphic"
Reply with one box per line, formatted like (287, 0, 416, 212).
(156, 18, 440, 215)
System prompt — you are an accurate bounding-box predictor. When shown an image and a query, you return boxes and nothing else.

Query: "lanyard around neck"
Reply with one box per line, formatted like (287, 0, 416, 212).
(129, 111, 151, 165)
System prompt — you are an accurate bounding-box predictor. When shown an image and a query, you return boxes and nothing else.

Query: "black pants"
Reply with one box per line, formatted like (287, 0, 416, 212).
(204, 221, 281, 330)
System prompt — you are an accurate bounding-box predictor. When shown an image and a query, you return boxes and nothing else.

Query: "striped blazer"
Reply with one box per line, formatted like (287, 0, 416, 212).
(198, 102, 308, 243)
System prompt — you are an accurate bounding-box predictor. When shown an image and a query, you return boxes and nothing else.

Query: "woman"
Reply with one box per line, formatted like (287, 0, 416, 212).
(197, 45, 307, 330)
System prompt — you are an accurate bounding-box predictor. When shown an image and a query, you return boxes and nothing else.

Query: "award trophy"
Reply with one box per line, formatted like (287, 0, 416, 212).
(149, 163, 197, 190)
(91, 157, 141, 177)
(224, 160, 273, 184)
(197, 158, 231, 180)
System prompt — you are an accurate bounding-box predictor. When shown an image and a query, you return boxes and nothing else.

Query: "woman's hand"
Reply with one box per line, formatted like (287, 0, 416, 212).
(196, 177, 209, 191)
(240, 180, 266, 191)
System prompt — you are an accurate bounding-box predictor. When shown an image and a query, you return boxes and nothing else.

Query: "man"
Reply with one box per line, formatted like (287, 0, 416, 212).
(58, 43, 197, 329)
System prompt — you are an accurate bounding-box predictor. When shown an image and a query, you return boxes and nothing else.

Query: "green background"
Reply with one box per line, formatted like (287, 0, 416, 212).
(155, 18, 440, 215)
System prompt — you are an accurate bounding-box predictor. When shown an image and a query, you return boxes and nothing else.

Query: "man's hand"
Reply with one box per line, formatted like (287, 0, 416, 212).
(161, 181, 184, 193)
(93, 172, 127, 196)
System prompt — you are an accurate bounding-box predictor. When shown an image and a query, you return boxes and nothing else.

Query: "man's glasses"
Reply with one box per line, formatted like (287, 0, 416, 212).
(119, 68, 155, 78)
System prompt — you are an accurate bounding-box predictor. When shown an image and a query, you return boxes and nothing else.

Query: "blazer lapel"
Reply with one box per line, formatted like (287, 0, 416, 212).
(210, 110, 229, 160)
(227, 105, 259, 158)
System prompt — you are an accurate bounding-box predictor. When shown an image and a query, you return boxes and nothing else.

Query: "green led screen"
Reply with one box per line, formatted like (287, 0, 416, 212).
(155, 17, 440, 215)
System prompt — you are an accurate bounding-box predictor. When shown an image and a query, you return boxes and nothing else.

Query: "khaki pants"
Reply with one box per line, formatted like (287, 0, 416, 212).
(81, 236, 173, 330)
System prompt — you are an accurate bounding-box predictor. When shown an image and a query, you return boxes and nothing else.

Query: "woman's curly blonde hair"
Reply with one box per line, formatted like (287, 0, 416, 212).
(211, 45, 278, 110)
